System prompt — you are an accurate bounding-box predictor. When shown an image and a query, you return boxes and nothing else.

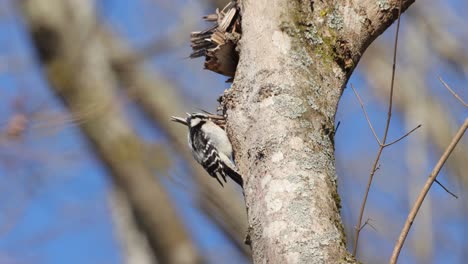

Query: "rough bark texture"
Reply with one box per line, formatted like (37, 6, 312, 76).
(20, 0, 201, 263)
(221, 0, 414, 263)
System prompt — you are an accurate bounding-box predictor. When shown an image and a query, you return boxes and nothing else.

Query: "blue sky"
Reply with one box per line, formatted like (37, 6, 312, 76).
(0, 0, 466, 263)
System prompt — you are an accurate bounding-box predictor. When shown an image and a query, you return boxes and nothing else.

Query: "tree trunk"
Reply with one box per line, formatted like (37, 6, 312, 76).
(222, 0, 414, 263)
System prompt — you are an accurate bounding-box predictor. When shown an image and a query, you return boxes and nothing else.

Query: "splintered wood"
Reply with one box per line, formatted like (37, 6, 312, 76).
(190, 1, 240, 78)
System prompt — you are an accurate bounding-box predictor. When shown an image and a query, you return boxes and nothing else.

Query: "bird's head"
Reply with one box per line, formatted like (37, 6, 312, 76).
(170, 113, 208, 128)
(171, 112, 226, 128)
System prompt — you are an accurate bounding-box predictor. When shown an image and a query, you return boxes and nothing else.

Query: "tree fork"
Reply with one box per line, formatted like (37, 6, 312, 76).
(212, 0, 415, 263)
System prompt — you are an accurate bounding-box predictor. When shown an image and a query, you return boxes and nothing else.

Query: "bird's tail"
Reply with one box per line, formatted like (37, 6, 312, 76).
(224, 165, 243, 187)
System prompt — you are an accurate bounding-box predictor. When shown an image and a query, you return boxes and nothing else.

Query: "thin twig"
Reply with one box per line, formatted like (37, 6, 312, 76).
(390, 118, 467, 264)
(352, 0, 404, 257)
(358, 218, 377, 232)
(335, 121, 341, 135)
(384, 124, 422, 147)
(351, 84, 382, 145)
(353, 141, 385, 256)
(384, 0, 404, 145)
(434, 179, 458, 199)
(438, 77, 467, 107)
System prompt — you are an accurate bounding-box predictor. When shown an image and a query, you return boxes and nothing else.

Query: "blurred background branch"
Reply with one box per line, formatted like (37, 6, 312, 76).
(19, 0, 202, 263)
(0, 0, 464, 263)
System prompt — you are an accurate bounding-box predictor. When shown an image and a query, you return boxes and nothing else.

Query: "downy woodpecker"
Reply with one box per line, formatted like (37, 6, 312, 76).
(171, 112, 243, 187)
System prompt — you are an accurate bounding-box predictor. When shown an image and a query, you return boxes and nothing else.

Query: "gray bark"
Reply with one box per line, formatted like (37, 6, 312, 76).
(222, 0, 414, 263)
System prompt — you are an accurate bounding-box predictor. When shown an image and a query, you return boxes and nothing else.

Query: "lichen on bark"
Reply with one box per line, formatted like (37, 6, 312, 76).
(219, 0, 415, 263)
(220, 0, 350, 263)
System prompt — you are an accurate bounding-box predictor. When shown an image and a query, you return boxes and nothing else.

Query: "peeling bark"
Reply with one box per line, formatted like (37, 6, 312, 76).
(219, 0, 414, 263)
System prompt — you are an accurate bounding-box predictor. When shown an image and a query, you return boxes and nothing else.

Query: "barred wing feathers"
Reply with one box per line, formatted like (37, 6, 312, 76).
(190, 127, 243, 187)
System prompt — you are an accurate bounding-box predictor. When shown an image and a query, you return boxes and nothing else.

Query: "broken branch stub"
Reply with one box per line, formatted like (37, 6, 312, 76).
(190, 1, 240, 79)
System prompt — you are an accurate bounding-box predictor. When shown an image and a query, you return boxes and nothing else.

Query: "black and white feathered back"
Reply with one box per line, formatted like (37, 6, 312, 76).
(186, 114, 243, 187)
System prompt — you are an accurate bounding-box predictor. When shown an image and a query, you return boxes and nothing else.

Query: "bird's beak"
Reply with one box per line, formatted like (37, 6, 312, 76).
(197, 109, 225, 120)
(170, 116, 188, 126)
(206, 114, 225, 120)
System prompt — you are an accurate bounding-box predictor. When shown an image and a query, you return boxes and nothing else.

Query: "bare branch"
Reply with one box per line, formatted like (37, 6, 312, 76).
(434, 179, 458, 199)
(438, 77, 467, 107)
(390, 118, 467, 264)
(384, 124, 422, 147)
(358, 218, 377, 233)
(350, 84, 382, 145)
(352, 139, 385, 256)
(383, 0, 403, 145)
(353, 0, 404, 256)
